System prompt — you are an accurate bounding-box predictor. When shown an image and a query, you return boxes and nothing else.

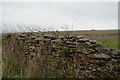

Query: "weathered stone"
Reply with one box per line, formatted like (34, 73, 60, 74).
(66, 41, 76, 45)
(59, 36, 64, 40)
(52, 52, 59, 57)
(79, 54, 86, 58)
(35, 37, 43, 41)
(95, 53, 111, 59)
(69, 38, 76, 42)
(76, 35, 84, 39)
(68, 45, 76, 48)
(76, 49, 83, 53)
(29, 46, 35, 49)
(87, 53, 111, 59)
(111, 49, 120, 55)
(51, 39, 61, 43)
(67, 36, 75, 39)
(92, 68, 96, 72)
(87, 54, 97, 58)
(88, 67, 92, 70)
(19, 34, 25, 37)
(85, 42, 92, 47)
(89, 40, 97, 44)
(31, 36, 36, 39)
(78, 39, 89, 43)
(43, 35, 57, 40)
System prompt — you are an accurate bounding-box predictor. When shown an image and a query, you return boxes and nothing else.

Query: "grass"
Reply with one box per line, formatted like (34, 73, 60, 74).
(96, 39, 119, 49)
(69, 29, 119, 35)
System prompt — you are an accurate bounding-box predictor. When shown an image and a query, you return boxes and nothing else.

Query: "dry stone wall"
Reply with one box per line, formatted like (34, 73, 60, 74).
(2, 33, 120, 79)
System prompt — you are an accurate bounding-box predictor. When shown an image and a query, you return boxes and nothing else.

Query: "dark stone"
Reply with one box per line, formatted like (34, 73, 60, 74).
(31, 36, 36, 39)
(89, 40, 97, 44)
(19, 34, 25, 37)
(6, 34, 11, 38)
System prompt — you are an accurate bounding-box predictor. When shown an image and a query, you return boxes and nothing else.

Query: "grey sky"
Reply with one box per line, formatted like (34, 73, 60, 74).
(1, 0, 119, 2)
(1, 2, 118, 32)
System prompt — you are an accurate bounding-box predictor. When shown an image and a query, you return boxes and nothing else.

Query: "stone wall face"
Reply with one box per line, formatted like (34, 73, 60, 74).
(2, 33, 120, 78)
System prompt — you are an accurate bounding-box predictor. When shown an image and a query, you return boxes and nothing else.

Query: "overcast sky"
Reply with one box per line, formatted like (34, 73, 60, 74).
(1, 1, 119, 32)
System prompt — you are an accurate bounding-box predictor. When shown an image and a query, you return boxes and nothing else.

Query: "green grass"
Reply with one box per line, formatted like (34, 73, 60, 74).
(71, 29, 119, 35)
(96, 39, 119, 49)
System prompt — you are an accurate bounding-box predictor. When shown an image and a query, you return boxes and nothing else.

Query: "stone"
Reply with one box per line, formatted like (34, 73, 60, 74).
(111, 49, 120, 55)
(78, 39, 89, 43)
(85, 42, 92, 47)
(76, 49, 83, 53)
(92, 69, 96, 72)
(69, 38, 76, 42)
(67, 36, 75, 39)
(51, 39, 61, 43)
(68, 45, 76, 48)
(95, 53, 111, 59)
(35, 37, 43, 41)
(43, 35, 56, 40)
(88, 67, 92, 70)
(59, 36, 64, 40)
(79, 54, 86, 58)
(89, 40, 97, 44)
(31, 36, 36, 39)
(87, 53, 111, 59)
(66, 41, 76, 45)
(29, 46, 35, 49)
(76, 35, 84, 39)
(19, 34, 25, 37)
(52, 52, 59, 57)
